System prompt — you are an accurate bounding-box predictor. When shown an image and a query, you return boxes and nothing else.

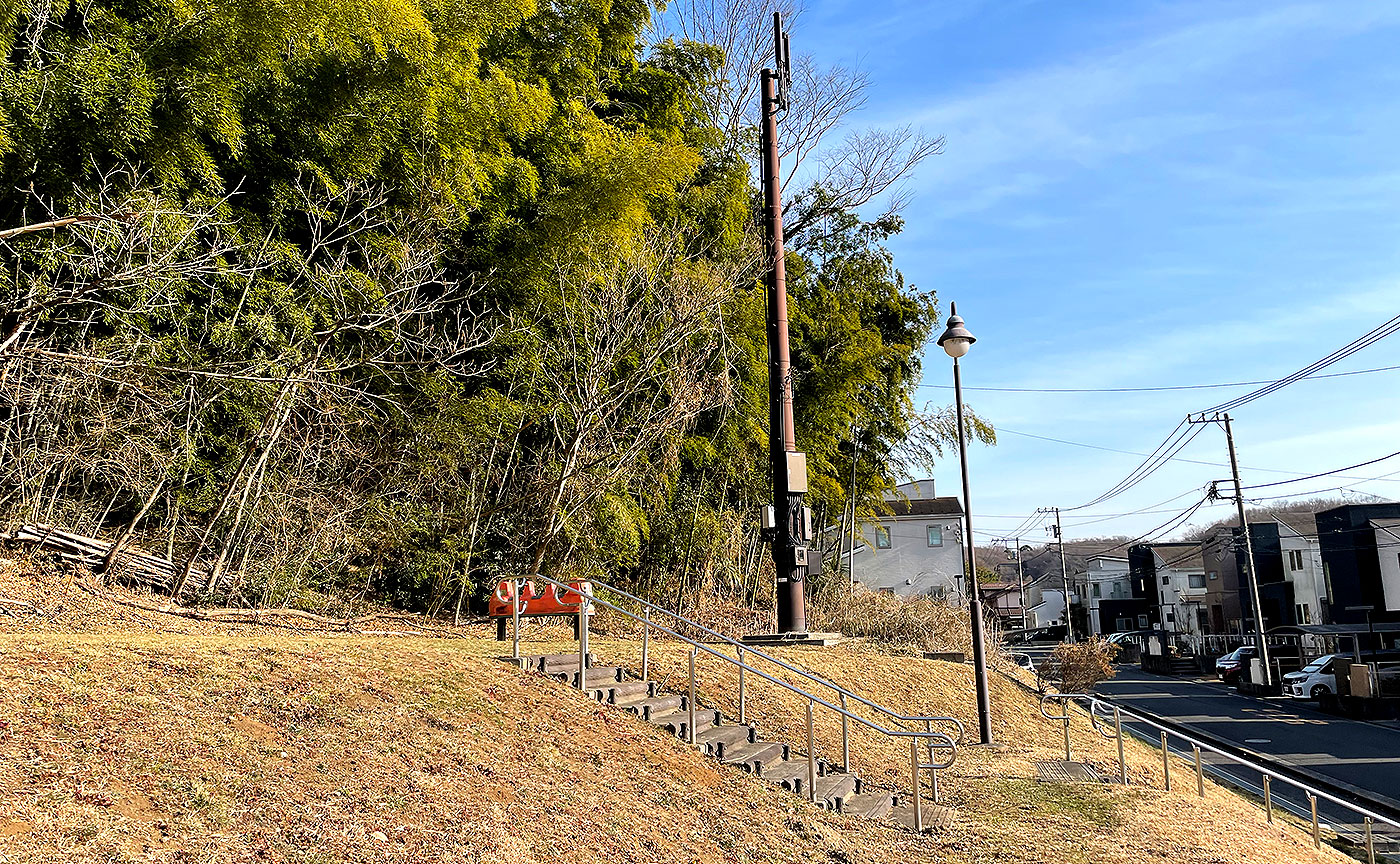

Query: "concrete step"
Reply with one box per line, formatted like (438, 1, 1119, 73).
(814, 772, 858, 811)
(516, 653, 597, 673)
(762, 757, 820, 795)
(720, 741, 789, 773)
(842, 791, 896, 821)
(606, 680, 654, 704)
(550, 666, 623, 686)
(650, 707, 721, 739)
(696, 724, 754, 757)
(887, 802, 955, 833)
(627, 694, 685, 719)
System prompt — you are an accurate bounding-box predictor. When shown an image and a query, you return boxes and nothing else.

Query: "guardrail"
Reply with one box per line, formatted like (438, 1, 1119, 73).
(506, 574, 961, 832)
(1041, 692, 1399, 862)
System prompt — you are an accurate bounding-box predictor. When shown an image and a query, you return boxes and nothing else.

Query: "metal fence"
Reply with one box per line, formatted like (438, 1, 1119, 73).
(506, 574, 962, 832)
(1041, 692, 1399, 863)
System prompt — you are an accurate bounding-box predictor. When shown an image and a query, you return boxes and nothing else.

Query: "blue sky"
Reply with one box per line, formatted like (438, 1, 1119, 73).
(797, 1, 1400, 543)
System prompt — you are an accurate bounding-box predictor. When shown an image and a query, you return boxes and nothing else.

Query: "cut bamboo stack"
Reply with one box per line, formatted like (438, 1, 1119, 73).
(0, 523, 213, 594)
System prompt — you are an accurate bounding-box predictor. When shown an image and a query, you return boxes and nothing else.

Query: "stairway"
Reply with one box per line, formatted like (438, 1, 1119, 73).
(1167, 656, 1201, 676)
(506, 652, 950, 830)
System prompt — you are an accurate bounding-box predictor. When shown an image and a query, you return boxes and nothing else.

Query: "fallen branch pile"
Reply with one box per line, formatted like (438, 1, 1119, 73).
(1, 523, 211, 594)
(3, 523, 469, 636)
(77, 582, 431, 635)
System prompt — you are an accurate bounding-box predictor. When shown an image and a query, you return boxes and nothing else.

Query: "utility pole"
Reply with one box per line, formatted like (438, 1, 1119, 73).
(760, 13, 807, 634)
(1014, 536, 1025, 628)
(1191, 411, 1271, 686)
(847, 421, 859, 596)
(1220, 413, 1270, 686)
(1040, 507, 1074, 642)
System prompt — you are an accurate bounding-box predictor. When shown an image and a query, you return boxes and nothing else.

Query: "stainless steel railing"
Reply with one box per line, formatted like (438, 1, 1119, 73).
(542, 574, 966, 745)
(506, 574, 959, 831)
(1041, 692, 1400, 860)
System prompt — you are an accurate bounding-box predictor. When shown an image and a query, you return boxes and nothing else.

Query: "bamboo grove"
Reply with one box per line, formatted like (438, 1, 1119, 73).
(0, 0, 991, 617)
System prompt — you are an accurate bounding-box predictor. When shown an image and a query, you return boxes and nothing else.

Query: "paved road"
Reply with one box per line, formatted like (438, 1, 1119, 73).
(1095, 665, 1400, 850)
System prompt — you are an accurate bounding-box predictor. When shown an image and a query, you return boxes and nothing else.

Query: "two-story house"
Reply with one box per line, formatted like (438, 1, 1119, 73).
(1084, 555, 1130, 635)
(1315, 502, 1400, 627)
(851, 480, 966, 600)
(1152, 544, 1212, 637)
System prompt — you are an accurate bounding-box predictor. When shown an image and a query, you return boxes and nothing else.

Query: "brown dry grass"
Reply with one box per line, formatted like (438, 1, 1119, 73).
(0, 555, 1356, 864)
(807, 584, 977, 656)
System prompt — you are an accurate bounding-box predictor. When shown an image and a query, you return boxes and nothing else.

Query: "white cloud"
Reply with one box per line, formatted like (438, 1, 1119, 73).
(890, 2, 1400, 212)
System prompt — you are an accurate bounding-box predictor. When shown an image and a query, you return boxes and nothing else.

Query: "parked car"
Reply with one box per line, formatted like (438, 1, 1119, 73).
(1010, 652, 1036, 672)
(1215, 646, 1258, 684)
(1284, 654, 1339, 699)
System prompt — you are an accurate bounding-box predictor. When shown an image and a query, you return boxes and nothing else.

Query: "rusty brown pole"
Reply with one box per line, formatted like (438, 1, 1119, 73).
(761, 12, 806, 634)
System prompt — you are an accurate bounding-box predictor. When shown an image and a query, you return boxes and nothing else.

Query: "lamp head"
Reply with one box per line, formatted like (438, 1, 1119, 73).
(937, 301, 976, 358)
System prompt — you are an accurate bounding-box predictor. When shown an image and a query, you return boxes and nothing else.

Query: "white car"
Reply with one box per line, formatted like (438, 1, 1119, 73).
(1284, 654, 1340, 700)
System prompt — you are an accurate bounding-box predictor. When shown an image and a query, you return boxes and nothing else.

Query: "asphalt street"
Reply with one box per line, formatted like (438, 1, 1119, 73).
(1094, 664, 1400, 850)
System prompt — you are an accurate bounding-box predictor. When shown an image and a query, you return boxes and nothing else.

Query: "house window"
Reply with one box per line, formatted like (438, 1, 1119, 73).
(1116, 617, 1133, 632)
(927, 525, 943, 547)
(1189, 573, 1206, 589)
(876, 527, 891, 549)
(1208, 571, 1218, 581)
(1301, 603, 1312, 624)
(1165, 611, 1175, 623)
(1162, 575, 1170, 585)
(1092, 583, 1101, 598)
(1137, 614, 1149, 628)
(1288, 550, 1304, 571)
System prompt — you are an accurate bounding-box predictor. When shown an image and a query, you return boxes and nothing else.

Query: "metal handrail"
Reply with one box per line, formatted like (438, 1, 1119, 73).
(1042, 692, 1400, 857)
(515, 573, 958, 832)
(535, 572, 967, 744)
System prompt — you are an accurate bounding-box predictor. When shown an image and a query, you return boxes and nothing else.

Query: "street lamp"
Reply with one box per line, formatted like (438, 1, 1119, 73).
(937, 302, 993, 745)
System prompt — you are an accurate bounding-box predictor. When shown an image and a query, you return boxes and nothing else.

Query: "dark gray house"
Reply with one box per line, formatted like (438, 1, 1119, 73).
(1315, 503, 1400, 626)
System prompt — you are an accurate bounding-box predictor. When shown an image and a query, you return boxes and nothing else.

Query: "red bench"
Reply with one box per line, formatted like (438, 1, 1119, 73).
(489, 579, 591, 640)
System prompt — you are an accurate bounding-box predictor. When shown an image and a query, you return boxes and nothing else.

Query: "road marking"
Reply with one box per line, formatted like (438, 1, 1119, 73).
(1244, 738, 1271, 744)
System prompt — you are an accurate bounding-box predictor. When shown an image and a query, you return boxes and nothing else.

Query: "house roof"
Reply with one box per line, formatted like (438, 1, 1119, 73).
(1150, 544, 1203, 571)
(1371, 517, 1400, 531)
(1270, 511, 1317, 537)
(885, 497, 964, 518)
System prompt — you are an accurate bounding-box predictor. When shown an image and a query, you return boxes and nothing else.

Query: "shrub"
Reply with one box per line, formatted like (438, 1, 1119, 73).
(1037, 639, 1120, 692)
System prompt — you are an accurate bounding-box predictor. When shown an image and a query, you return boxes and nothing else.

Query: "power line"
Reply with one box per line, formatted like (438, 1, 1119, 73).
(1078, 495, 1214, 559)
(1241, 450, 1400, 490)
(1065, 421, 1206, 513)
(1206, 314, 1400, 413)
(999, 427, 1400, 482)
(915, 363, 1400, 394)
(1047, 312, 1400, 517)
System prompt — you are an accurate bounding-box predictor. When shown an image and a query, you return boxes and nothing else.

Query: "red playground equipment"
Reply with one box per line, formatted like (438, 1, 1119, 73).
(489, 579, 591, 640)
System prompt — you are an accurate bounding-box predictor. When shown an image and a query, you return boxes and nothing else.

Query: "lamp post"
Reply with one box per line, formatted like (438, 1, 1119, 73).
(938, 302, 993, 745)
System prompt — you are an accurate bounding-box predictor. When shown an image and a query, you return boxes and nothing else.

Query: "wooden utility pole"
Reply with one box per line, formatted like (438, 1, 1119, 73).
(1042, 507, 1074, 642)
(1222, 413, 1272, 686)
(761, 12, 807, 633)
(1188, 411, 1272, 686)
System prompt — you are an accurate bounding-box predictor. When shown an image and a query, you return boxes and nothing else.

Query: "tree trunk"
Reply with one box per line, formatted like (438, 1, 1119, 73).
(102, 476, 167, 574)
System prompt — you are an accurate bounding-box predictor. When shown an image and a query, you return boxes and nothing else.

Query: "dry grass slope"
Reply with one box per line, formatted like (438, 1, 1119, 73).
(0, 555, 1356, 864)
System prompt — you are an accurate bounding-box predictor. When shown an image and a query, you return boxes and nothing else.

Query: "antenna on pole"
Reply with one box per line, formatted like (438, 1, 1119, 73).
(773, 11, 791, 112)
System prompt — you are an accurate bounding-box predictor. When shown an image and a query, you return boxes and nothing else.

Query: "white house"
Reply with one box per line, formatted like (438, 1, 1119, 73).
(1273, 513, 1327, 624)
(1084, 555, 1130, 636)
(1153, 545, 1210, 637)
(1373, 518, 1400, 612)
(851, 480, 966, 600)
(1024, 579, 1068, 630)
